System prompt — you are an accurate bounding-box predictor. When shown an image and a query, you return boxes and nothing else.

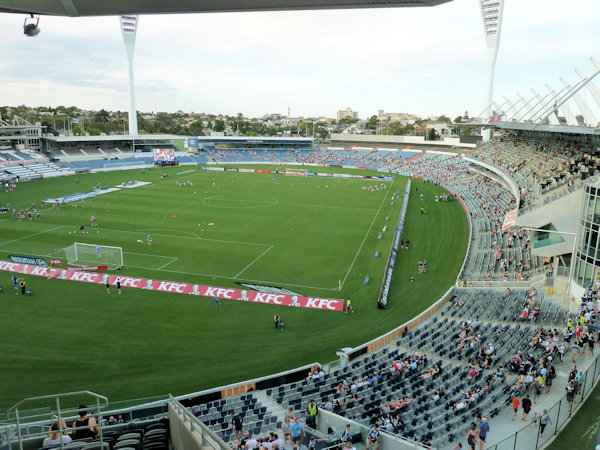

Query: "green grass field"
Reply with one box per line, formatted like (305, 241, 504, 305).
(0, 166, 468, 411)
(548, 381, 600, 450)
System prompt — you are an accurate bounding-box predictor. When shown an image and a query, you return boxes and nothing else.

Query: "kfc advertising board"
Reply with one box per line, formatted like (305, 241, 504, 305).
(0, 261, 343, 311)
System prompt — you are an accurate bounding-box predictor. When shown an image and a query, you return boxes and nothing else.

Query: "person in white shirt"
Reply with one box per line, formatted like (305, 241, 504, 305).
(245, 434, 258, 449)
(270, 433, 284, 449)
(43, 421, 72, 447)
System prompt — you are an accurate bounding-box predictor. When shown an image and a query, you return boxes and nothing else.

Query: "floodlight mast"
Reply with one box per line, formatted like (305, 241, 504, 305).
(478, 0, 504, 141)
(120, 15, 139, 136)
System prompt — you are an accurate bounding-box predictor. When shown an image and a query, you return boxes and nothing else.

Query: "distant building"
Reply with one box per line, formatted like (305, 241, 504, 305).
(420, 121, 452, 137)
(377, 110, 417, 124)
(0, 116, 43, 151)
(337, 108, 359, 121)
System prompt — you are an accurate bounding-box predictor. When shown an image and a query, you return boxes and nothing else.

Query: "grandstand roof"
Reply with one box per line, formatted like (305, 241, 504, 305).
(492, 121, 600, 136)
(0, 0, 451, 16)
(197, 136, 313, 144)
(44, 134, 183, 142)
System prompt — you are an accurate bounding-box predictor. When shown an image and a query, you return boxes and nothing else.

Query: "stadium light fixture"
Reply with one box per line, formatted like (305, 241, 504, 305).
(478, 0, 504, 140)
(23, 14, 40, 37)
(120, 15, 139, 136)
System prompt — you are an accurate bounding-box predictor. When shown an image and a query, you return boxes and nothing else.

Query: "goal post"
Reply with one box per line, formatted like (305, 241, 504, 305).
(65, 242, 123, 269)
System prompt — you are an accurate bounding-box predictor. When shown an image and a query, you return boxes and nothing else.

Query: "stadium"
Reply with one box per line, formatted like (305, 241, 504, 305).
(1, 1, 600, 450)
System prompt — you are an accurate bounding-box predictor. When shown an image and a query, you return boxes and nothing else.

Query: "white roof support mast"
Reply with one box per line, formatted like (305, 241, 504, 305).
(535, 66, 600, 123)
(575, 69, 600, 113)
(560, 77, 598, 126)
(523, 89, 554, 123)
(539, 84, 572, 124)
(512, 92, 534, 122)
(502, 95, 518, 118)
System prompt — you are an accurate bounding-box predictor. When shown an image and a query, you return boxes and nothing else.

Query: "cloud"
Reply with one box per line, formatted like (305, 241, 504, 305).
(0, 0, 598, 119)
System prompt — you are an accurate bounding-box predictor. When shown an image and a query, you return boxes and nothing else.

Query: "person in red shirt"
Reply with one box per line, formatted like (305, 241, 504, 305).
(511, 396, 520, 421)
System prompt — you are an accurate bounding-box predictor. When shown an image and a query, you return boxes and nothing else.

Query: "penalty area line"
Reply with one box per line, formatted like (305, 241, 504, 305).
(157, 257, 179, 270)
(234, 245, 273, 279)
(122, 264, 335, 291)
(0, 225, 66, 248)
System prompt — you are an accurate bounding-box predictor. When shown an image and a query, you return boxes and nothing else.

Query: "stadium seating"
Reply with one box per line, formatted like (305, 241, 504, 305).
(473, 132, 597, 210)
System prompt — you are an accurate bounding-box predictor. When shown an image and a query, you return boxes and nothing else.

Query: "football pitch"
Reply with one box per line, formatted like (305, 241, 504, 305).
(0, 166, 468, 410)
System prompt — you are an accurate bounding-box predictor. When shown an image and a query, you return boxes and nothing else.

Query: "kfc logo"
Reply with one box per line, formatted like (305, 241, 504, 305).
(253, 293, 284, 304)
(120, 277, 142, 288)
(70, 272, 97, 282)
(157, 281, 185, 293)
(0, 262, 19, 272)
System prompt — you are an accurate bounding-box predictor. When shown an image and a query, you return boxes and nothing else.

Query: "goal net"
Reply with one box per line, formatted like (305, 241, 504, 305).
(64, 242, 123, 269)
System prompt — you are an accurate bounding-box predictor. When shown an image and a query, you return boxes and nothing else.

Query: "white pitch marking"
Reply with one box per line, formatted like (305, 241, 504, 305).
(340, 180, 396, 289)
(234, 245, 273, 278)
(0, 225, 66, 247)
(96, 227, 270, 247)
(123, 264, 335, 291)
(284, 202, 376, 212)
(157, 257, 179, 270)
(124, 251, 177, 260)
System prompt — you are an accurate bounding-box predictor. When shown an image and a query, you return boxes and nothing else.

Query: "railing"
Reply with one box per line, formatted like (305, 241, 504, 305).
(168, 394, 229, 450)
(1, 393, 169, 449)
(519, 183, 584, 216)
(456, 195, 473, 282)
(486, 348, 600, 450)
(6, 391, 108, 450)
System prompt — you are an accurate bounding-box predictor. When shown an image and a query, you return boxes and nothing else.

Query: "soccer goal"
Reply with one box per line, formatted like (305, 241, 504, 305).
(64, 242, 123, 269)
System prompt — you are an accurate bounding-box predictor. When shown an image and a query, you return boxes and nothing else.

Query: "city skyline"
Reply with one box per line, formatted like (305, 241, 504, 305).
(0, 0, 598, 120)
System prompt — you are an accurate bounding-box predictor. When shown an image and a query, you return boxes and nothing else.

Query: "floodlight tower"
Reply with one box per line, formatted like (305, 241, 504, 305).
(120, 15, 139, 136)
(478, 0, 504, 141)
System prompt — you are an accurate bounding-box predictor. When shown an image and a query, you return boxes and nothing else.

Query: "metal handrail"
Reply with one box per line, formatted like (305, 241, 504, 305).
(7, 391, 108, 450)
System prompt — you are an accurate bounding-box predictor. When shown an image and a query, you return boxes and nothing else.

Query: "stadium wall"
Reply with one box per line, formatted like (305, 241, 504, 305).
(463, 155, 521, 204)
(175, 362, 319, 406)
(469, 166, 517, 201)
(330, 133, 477, 148)
(454, 194, 472, 283)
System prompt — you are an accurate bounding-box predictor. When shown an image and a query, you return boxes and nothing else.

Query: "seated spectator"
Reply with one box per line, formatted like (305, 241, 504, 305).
(454, 400, 467, 410)
(43, 420, 71, 447)
(492, 367, 506, 381)
(72, 405, 99, 440)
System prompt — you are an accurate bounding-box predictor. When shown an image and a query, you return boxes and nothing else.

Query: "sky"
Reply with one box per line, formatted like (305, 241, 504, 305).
(0, 0, 598, 120)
